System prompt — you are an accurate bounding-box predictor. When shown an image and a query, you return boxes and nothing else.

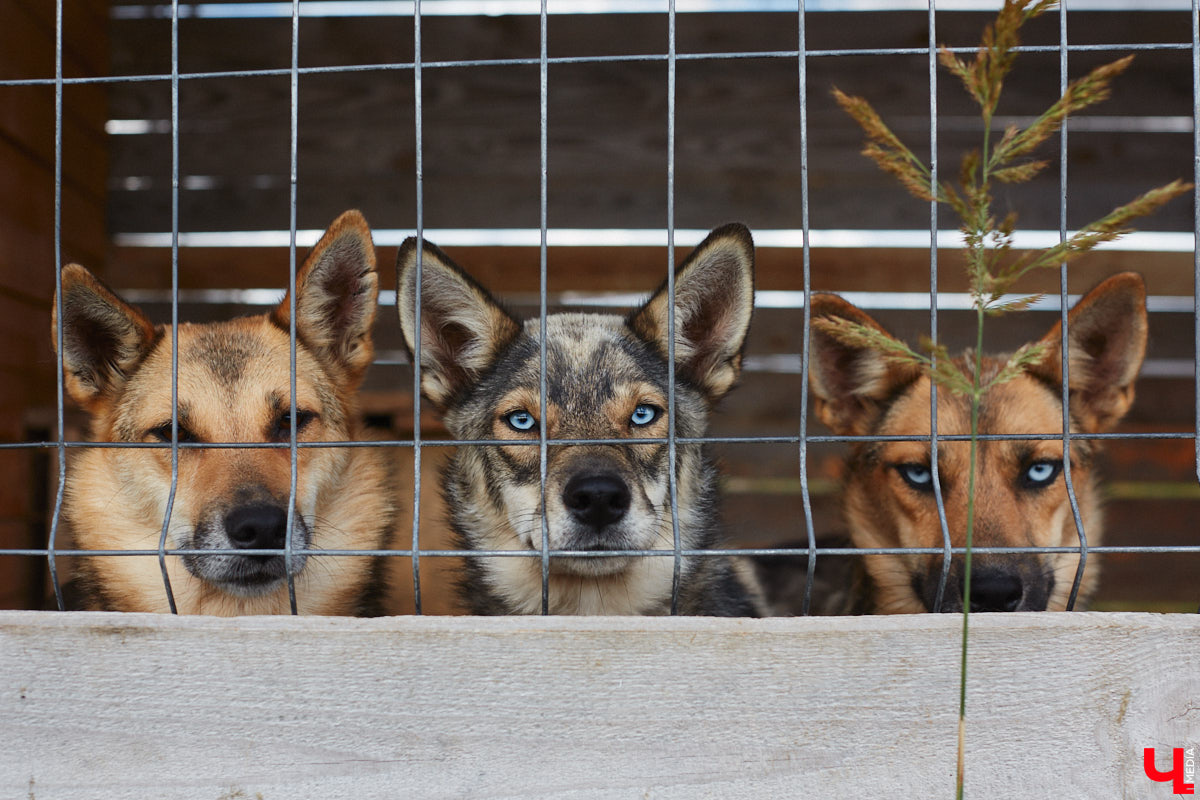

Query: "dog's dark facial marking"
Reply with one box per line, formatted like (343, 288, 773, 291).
(188, 329, 263, 387)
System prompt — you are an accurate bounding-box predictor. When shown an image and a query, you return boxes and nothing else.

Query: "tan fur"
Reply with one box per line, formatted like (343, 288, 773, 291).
(54, 210, 396, 615)
(807, 273, 1148, 613)
(375, 447, 461, 615)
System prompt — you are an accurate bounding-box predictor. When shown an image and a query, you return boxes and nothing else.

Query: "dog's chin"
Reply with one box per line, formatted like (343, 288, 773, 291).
(212, 573, 288, 598)
(552, 554, 636, 577)
(547, 528, 657, 577)
(185, 554, 307, 598)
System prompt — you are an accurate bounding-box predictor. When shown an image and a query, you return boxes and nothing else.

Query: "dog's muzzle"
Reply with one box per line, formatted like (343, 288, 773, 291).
(919, 557, 1052, 612)
(184, 501, 309, 595)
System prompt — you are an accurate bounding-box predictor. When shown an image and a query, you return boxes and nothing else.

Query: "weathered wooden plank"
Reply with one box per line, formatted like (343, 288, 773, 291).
(2, 611, 1197, 798)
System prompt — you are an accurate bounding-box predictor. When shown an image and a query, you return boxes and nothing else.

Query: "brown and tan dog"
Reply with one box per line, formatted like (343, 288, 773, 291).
(758, 273, 1148, 614)
(53, 210, 396, 615)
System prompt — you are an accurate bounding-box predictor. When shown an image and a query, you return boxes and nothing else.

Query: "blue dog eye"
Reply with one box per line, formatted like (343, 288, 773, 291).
(1022, 460, 1062, 489)
(630, 404, 660, 426)
(898, 463, 933, 491)
(505, 410, 537, 431)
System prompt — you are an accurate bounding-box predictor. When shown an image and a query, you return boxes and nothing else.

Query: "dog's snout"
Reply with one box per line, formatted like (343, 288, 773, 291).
(225, 504, 288, 551)
(965, 568, 1023, 612)
(562, 473, 631, 528)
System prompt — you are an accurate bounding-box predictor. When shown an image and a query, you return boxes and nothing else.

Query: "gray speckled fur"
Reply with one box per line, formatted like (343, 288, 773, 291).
(397, 225, 763, 616)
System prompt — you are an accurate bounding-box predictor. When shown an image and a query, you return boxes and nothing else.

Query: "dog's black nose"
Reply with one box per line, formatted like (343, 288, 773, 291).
(966, 568, 1024, 612)
(225, 504, 288, 551)
(562, 474, 631, 528)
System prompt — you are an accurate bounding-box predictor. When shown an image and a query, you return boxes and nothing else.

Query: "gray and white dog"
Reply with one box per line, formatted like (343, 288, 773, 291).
(396, 225, 764, 615)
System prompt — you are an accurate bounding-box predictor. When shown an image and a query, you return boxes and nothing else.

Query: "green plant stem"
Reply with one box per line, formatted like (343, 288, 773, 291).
(955, 305, 985, 800)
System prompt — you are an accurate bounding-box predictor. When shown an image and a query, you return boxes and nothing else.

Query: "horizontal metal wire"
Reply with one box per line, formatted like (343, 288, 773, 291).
(3, 430, 1195, 451)
(6, 546, 1200, 557)
(105, 1, 1200, 20)
(0, 41, 1191, 88)
(111, 230, 1197, 252)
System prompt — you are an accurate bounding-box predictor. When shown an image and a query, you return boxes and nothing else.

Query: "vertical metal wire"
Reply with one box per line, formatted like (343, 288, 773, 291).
(156, 0, 182, 615)
(1192, 0, 1199, 488)
(1192, 0, 1199, 613)
(284, 0, 301, 615)
(927, 0, 952, 613)
(538, 0, 551, 615)
(1058, 2, 1089, 611)
(796, 0, 818, 615)
(411, 0, 425, 615)
(666, 0, 683, 615)
(47, 0, 66, 611)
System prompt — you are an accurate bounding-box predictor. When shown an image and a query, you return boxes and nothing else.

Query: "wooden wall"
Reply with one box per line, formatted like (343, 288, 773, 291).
(0, 0, 109, 608)
(102, 8, 1194, 237)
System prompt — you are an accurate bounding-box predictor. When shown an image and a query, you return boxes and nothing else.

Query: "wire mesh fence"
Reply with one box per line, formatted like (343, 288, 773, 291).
(0, 0, 1196, 615)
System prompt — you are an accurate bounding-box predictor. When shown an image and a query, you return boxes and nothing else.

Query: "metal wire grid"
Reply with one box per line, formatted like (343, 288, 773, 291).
(3, 1, 1198, 613)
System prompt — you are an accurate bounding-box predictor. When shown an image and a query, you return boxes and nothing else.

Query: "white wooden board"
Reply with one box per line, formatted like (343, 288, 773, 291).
(2, 611, 1197, 799)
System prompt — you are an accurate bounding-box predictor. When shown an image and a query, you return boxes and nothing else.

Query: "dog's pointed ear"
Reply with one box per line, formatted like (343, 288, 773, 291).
(1028, 272, 1148, 433)
(807, 293, 921, 436)
(396, 237, 521, 409)
(53, 263, 158, 410)
(628, 223, 755, 402)
(272, 210, 379, 386)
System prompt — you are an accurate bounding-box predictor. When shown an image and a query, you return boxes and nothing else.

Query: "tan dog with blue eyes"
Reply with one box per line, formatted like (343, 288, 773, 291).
(396, 225, 765, 616)
(755, 273, 1147, 614)
(53, 211, 396, 614)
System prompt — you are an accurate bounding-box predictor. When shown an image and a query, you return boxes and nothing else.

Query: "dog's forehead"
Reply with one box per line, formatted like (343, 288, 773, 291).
(175, 320, 303, 385)
(182, 324, 275, 383)
(878, 358, 1065, 437)
(522, 313, 665, 388)
(978, 374, 1065, 435)
(125, 319, 327, 414)
(525, 312, 626, 349)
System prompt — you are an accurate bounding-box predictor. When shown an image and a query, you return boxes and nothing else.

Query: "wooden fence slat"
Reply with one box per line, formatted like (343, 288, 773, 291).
(2, 611, 1197, 798)
(105, 244, 1198, 295)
